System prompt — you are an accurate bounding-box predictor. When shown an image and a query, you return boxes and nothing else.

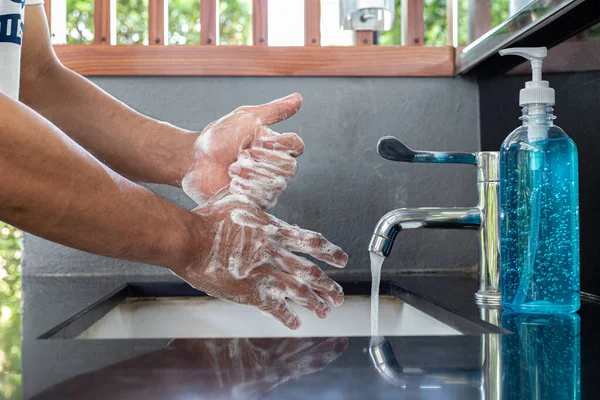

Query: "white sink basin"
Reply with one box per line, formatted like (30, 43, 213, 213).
(77, 295, 461, 339)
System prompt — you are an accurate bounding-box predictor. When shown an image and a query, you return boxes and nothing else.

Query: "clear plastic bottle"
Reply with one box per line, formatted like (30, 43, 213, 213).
(500, 104, 580, 313)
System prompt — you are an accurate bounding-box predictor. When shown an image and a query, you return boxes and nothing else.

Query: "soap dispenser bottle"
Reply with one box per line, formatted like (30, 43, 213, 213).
(498, 47, 579, 313)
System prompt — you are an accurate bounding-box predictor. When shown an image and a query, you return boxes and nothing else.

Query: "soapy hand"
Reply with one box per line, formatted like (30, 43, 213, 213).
(182, 94, 305, 208)
(227, 136, 301, 210)
(172, 195, 348, 329)
(177, 93, 347, 329)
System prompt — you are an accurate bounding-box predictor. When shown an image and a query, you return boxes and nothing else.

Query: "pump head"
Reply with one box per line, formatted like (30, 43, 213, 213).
(499, 47, 555, 106)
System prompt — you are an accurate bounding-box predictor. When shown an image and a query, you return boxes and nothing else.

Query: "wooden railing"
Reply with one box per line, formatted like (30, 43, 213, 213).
(148, 0, 166, 45)
(93, 0, 111, 44)
(45, 0, 456, 77)
(252, 0, 268, 46)
(402, 0, 423, 45)
(200, 0, 217, 45)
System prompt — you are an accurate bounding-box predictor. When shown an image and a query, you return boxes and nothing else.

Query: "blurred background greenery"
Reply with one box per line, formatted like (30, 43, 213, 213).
(378, 0, 450, 46)
(379, 0, 509, 46)
(65, 0, 252, 45)
(219, 0, 252, 45)
(0, 222, 22, 400)
(169, 0, 201, 44)
(116, 0, 150, 44)
(66, 0, 94, 43)
(62, 0, 515, 47)
(59, 0, 599, 47)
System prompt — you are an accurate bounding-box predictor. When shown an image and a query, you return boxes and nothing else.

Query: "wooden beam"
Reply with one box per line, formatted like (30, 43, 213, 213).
(148, 0, 166, 45)
(201, 0, 217, 45)
(304, 0, 320, 46)
(54, 45, 454, 76)
(355, 31, 374, 46)
(253, 0, 268, 45)
(402, 0, 424, 45)
(93, 0, 110, 44)
(467, 0, 490, 43)
(43, 0, 51, 31)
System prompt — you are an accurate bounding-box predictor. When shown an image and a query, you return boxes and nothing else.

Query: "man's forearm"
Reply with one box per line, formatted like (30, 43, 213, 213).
(19, 62, 198, 187)
(0, 93, 197, 270)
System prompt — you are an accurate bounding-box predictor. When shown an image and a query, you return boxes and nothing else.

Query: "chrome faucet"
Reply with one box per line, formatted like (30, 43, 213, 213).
(368, 137, 501, 306)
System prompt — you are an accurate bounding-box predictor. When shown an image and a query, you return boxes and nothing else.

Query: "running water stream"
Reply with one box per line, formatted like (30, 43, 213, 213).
(370, 253, 385, 337)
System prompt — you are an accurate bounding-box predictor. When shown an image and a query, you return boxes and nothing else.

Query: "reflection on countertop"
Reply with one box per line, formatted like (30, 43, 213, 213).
(33, 337, 349, 400)
(19, 273, 600, 399)
(502, 313, 581, 400)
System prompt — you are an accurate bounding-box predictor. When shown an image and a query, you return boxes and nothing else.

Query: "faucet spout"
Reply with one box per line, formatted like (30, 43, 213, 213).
(368, 137, 501, 306)
(368, 208, 481, 257)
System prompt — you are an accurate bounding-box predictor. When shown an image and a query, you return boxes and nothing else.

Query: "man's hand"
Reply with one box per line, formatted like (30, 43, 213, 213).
(182, 94, 305, 206)
(177, 94, 348, 329)
(172, 195, 348, 329)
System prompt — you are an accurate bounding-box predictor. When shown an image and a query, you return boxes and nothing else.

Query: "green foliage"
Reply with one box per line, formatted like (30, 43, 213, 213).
(65, 0, 151, 44)
(168, 0, 252, 45)
(65, 0, 251, 45)
(169, 0, 201, 44)
(61, 0, 517, 48)
(0, 223, 22, 400)
(491, 0, 509, 29)
(376, 0, 448, 46)
(66, 0, 94, 44)
(116, 0, 149, 45)
(219, 0, 252, 45)
(457, 0, 468, 45)
(424, 0, 446, 46)
(377, 0, 401, 45)
(456, 0, 509, 45)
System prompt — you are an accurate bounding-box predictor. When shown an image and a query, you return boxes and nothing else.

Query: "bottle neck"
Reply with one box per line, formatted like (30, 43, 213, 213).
(520, 104, 555, 126)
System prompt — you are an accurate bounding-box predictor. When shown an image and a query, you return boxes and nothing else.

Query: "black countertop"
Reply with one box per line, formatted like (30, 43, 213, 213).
(19, 272, 600, 399)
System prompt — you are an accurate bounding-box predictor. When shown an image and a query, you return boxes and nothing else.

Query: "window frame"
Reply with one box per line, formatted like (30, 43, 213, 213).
(46, 0, 457, 76)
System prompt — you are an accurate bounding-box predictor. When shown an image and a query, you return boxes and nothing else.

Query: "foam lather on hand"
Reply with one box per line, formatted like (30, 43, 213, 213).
(228, 133, 302, 210)
(182, 94, 305, 208)
(172, 194, 348, 330)
(177, 94, 347, 329)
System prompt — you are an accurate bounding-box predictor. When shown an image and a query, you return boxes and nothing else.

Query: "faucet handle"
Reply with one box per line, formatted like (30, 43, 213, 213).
(377, 136, 478, 165)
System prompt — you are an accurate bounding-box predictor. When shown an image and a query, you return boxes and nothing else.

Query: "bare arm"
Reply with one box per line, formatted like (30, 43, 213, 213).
(19, 5, 197, 187)
(0, 92, 196, 270)
(14, 6, 348, 327)
(0, 92, 347, 327)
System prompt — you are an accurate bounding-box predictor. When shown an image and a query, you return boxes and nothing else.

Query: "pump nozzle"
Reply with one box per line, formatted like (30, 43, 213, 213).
(499, 47, 554, 106)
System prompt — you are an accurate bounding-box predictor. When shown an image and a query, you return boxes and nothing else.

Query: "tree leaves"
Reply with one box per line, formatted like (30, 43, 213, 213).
(0, 222, 22, 400)
(65, 0, 252, 45)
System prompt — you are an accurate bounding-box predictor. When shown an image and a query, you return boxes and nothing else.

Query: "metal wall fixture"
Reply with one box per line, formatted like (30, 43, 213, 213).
(339, 0, 395, 31)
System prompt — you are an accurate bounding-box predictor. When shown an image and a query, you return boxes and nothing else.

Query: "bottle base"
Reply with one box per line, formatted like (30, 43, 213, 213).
(502, 300, 580, 314)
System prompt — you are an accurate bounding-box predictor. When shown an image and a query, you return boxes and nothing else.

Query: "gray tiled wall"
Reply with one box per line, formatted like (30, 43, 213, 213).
(22, 76, 480, 277)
